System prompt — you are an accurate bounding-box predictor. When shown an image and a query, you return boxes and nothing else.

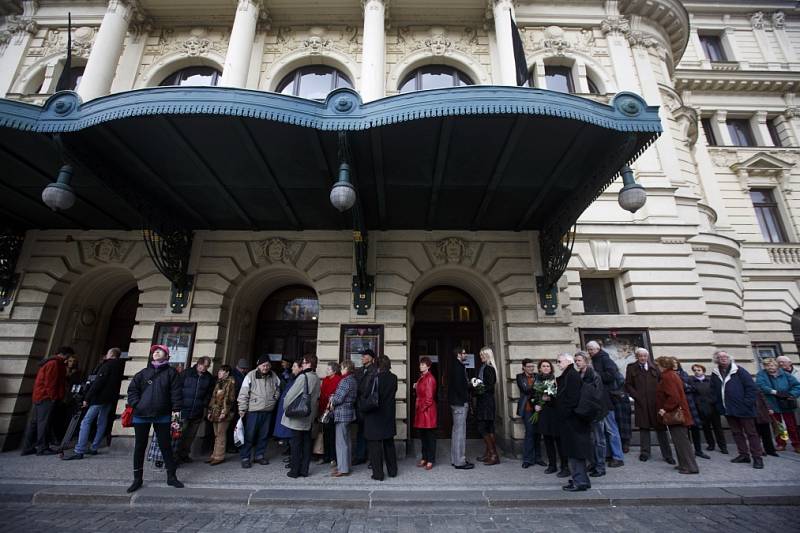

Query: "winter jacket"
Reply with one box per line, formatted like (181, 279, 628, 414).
(281, 369, 321, 431)
(474, 364, 496, 421)
(320, 373, 343, 414)
(84, 358, 124, 406)
(676, 367, 701, 428)
(625, 361, 664, 430)
(532, 373, 559, 437)
(515, 372, 536, 417)
(208, 376, 236, 421)
(591, 349, 624, 403)
(688, 375, 716, 418)
(414, 371, 437, 429)
(127, 364, 182, 418)
(448, 358, 470, 406)
(32, 355, 67, 403)
(556, 365, 592, 460)
(331, 373, 358, 423)
(237, 369, 281, 413)
(756, 369, 800, 413)
(711, 362, 757, 418)
(180, 365, 215, 420)
(655, 369, 694, 427)
(364, 370, 398, 440)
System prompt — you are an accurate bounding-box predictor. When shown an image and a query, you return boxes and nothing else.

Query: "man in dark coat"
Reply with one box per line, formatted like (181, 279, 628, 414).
(711, 350, 763, 468)
(556, 353, 592, 492)
(353, 349, 377, 465)
(63, 347, 125, 460)
(586, 341, 625, 471)
(516, 359, 544, 467)
(364, 355, 398, 481)
(625, 348, 675, 464)
(449, 347, 474, 469)
(175, 356, 215, 463)
(22, 346, 72, 456)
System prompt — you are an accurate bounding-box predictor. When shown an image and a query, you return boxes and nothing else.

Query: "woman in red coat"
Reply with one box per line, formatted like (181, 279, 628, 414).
(655, 356, 699, 474)
(414, 357, 438, 470)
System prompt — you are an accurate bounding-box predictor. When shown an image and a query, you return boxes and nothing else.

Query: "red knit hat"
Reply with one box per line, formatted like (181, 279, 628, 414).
(150, 344, 170, 357)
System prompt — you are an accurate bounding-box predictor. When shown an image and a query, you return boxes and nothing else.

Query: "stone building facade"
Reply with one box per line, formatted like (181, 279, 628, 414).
(0, 0, 798, 452)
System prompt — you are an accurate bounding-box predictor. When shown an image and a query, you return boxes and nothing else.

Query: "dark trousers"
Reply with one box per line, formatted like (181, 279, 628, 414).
(419, 428, 436, 463)
(556, 436, 569, 470)
(670, 426, 699, 473)
(133, 422, 176, 473)
(368, 438, 398, 480)
(543, 435, 559, 467)
(639, 428, 674, 460)
(568, 457, 590, 488)
(727, 416, 763, 458)
(701, 411, 726, 450)
(522, 415, 542, 463)
(176, 417, 203, 459)
(240, 411, 272, 461)
(322, 421, 336, 463)
(689, 426, 703, 454)
(757, 422, 776, 455)
(354, 420, 367, 461)
(289, 429, 312, 476)
(23, 399, 55, 453)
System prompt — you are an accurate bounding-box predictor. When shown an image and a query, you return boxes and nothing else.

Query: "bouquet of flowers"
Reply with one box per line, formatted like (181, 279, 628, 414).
(470, 377, 486, 395)
(171, 412, 183, 441)
(529, 379, 558, 424)
(773, 419, 789, 445)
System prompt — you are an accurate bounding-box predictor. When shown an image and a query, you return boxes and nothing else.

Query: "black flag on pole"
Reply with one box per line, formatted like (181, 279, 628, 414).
(55, 12, 73, 92)
(510, 12, 528, 86)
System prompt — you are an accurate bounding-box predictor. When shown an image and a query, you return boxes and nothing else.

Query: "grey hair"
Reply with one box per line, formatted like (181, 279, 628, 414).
(712, 350, 731, 364)
(634, 348, 650, 357)
(557, 352, 574, 364)
(586, 340, 600, 350)
(776, 355, 792, 363)
(574, 350, 588, 360)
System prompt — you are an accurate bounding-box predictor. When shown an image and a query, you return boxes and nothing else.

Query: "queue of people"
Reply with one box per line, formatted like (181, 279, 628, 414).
(20, 341, 800, 493)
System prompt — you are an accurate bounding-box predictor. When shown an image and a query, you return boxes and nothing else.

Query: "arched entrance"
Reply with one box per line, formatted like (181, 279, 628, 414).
(252, 285, 319, 367)
(102, 287, 139, 360)
(411, 286, 484, 438)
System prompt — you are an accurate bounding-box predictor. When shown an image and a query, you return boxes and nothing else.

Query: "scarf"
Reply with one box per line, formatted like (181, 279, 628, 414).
(151, 359, 169, 368)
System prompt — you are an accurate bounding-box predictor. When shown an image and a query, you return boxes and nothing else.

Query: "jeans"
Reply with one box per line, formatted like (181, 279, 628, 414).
(74, 403, 113, 454)
(450, 403, 468, 466)
(23, 399, 55, 453)
(239, 411, 272, 461)
(592, 411, 624, 471)
(568, 457, 590, 488)
(522, 414, 540, 463)
(335, 422, 352, 473)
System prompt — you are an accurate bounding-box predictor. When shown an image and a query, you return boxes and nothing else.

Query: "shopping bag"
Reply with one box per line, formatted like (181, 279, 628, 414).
(233, 417, 245, 448)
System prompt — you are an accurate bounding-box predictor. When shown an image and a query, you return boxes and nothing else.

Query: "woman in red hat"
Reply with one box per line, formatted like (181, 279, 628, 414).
(125, 344, 184, 492)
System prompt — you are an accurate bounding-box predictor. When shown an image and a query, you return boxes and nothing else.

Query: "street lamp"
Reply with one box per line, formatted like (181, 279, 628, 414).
(41, 164, 76, 211)
(618, 165, 646, 213)
(329, 162, 356, 212)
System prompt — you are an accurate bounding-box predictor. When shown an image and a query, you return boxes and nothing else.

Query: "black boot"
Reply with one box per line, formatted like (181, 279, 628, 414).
(127, 469, 143, 493)
(166, 469, 184, 489)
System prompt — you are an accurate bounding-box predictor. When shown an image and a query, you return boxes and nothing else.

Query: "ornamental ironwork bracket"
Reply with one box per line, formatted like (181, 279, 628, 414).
(0, 230, 23, 312)
(352, 215, 373, 316)
(537, 224, 576, 316)
(142, 225, 194, 314)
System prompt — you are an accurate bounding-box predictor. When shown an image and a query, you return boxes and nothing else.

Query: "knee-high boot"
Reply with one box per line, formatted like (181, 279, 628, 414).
(477, 435, 490, 462)
(127, 468, 144, 493)
(484, 434, 500, 465)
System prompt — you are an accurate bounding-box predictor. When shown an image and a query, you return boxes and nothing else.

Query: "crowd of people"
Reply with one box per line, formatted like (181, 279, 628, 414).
(19, 340, 800, 494)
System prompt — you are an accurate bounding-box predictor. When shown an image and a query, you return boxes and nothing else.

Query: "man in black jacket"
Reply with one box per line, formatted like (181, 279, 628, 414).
(175, 356, 215, 463)
(586, 341, 625, 474)
(449, 347, 474, 469)
(62, 347, 124, 460)
(353, 349, 377, 465)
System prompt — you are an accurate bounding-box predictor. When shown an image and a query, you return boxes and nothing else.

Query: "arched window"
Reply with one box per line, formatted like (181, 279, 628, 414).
(57, 66, 85, 92)
(260, 285, 319, 322)
(398, 66, 473, 94)
(586, 76, 600, 95)
(159, 66, 221, 87)
(413, 287, 481, 322)
(276, 66, 353, 100)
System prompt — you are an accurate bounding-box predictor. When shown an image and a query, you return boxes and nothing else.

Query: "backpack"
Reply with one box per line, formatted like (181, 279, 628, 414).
(575, 371, 606, 422)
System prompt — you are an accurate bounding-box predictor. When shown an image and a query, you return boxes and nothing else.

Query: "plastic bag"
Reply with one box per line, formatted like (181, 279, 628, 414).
(233, 417, 245, 448)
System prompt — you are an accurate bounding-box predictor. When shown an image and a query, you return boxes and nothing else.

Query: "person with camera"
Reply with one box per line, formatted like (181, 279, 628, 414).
(237, 355, 282, 468)
(62, 347, 124, 460)
(126, 344, 183, 492)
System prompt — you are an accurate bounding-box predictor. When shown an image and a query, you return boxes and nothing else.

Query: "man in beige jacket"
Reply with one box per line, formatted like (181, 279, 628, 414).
(282, 354, 321, 478)
(237, 355, 281, 468)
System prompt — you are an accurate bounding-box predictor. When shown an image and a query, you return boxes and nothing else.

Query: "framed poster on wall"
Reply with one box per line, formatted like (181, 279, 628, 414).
(579, 328, 652, 373)
(340, 325, 384, 368)
(152, 322, 197, 372)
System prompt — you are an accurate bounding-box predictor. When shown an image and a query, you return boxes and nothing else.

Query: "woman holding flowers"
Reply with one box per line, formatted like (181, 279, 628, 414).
(475, 347, 499, 465)
(532, 359, 561, 474)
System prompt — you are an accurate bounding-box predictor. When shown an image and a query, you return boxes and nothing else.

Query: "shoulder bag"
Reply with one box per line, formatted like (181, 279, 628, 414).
(661, 406, 686, 426)
(358, 373, 380, 413)
(285, 374, 311, 418)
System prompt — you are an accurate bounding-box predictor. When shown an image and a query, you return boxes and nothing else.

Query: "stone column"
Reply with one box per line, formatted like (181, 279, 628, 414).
(492, 0, 517, 86)
(78, 0, 138, 101)
(601, 16, 638, 93)
(220, 0, 262, 88)
(750, 111, 773, 147)
(360, 0, 386, 102)
(0, 2, 38, 97)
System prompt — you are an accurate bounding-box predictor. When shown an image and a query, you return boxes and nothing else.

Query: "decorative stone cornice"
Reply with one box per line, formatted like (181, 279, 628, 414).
(786, 107, 798, 120)
(5, 13, 37, 36)
(674, 70, 800, 94)
(600, 16, 630, 37)
(619, 0, 689, 66)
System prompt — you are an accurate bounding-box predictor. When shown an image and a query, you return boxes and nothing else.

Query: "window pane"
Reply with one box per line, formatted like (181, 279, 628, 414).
(420, 69, 457, 90)
(398, 66, 473, 93)
(751, 189, 787, 243)
(767, 120, 783, 147)
(581, 278, 619, 314)
(749, 189, 772, 204)
(586, 77, 600, 94)
(66, 67, 85, 91)
(277, 66, 352, 100)
(699, 35, 726, 61)
(727, 119, 755, 147)
(544, 65, 573, 93)
(398, 77, 416, 93)
(262, 286, 319, 321)
(160, 67, 220, 87)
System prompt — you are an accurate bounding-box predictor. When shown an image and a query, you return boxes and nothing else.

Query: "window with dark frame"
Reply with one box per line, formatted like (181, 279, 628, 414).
(767, 119, 784, 147)
(701, 118, 717, 146)
(752, 342, 783, 368)
(699, 34, 727, 62)
(277, 66, 353, 100)
(398, 65, 473, 93)
(727, 119, 756, 147)
(544, 65, 574, 93)
(580, 278, 620, 314)
(159, 66, 221, 87)
(750, 188, 788, 243)
(60, 66, 86, 91)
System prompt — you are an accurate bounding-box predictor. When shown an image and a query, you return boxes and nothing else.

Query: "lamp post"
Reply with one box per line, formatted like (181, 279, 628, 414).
(41, 164, 76, 211)
(618, 165, 646, 213)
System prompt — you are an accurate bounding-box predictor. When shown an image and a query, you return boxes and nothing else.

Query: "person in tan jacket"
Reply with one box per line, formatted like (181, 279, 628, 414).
(237, 356, 281, 468)
(207, 365, 236, 465)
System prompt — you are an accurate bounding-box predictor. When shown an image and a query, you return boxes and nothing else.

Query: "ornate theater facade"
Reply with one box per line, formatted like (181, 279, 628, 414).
(0, 0, 798, 452)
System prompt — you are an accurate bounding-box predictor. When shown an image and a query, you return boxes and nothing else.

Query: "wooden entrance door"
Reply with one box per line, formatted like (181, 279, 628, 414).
(251, 285, 319, 367)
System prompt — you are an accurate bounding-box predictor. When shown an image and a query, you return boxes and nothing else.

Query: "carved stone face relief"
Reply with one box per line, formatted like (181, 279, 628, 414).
(432, 237, 474, 264)
(258, 238, 298, 263)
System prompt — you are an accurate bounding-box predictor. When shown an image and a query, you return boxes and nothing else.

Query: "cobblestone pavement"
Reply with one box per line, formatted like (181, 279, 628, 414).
(0, 504, 794, 533)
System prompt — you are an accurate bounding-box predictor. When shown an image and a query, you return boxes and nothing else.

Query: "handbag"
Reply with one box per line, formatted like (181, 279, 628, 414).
(285, 375, 311, 418)
(358, 374, 380, 413)
(320, 409, 333, 424)
(769, 375, 798, 411)
(121, 404, 134, 427)
(661, 406, 686, 426)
